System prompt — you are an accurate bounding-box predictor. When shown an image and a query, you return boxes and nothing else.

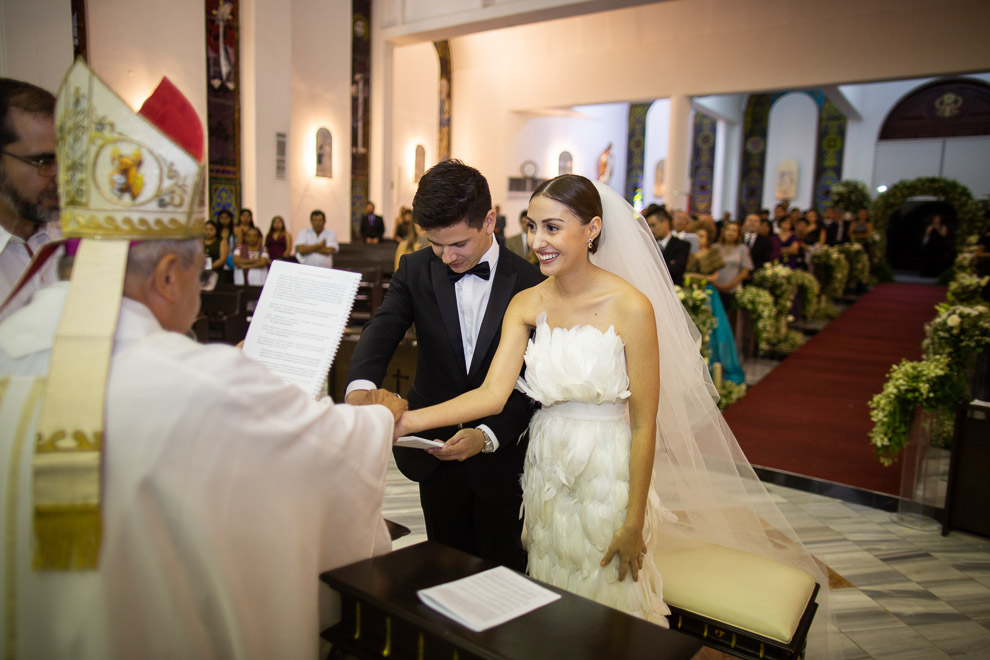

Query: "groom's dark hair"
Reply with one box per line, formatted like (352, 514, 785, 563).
(413, 159, 492, 231)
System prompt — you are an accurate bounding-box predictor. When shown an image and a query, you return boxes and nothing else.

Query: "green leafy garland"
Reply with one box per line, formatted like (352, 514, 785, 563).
(923, 303, 990, 371)
(791, 268, 821, 318)
(871, 177, 983, 253)
(676, 281, 716, 360)
(811, 248, 849, 299)
(835, 243, 870, 290)
(868, 356, 963, 466)
(829, 180, 872, 213)
(735, 285, 776, 350)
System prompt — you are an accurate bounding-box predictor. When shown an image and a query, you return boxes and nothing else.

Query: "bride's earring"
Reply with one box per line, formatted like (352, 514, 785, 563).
(588, 238, 593, 250)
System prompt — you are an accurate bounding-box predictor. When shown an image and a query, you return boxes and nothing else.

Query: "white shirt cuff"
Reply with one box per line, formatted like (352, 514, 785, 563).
(476, 423, 499, 452)
(345, 379, 377, 399)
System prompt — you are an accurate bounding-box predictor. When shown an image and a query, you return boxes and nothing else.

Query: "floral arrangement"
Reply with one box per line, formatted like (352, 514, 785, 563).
(676, 281, 716, 359)
(751, 262, 796, 318)
(868, 356, 963, 466)
(829, 180, 871, 213)
(922, 303, 990, 370)
(735, 285, 776, 350)
(811, 248, 849, 299)
(835, 243, 870, 290)
(947, 273, 989, 306)
(716, 380, 747, 410)
(791, 269, 821, 319)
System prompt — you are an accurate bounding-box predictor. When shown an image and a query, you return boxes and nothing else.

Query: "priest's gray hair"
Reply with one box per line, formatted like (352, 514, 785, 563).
(58, 237, 202, 281)
(126, 237, 202, 278)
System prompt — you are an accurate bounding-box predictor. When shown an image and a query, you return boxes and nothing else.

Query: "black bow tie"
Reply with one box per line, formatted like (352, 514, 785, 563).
(447, 261, 491, 283)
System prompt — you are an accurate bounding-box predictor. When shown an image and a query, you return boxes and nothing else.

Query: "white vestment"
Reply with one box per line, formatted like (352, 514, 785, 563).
(0, 282, 394, 659)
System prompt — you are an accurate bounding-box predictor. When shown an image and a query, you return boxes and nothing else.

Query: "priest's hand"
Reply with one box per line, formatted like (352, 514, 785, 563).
(428, 428, 484, 461)
(348, 388, 407, 422)
(601, 524, 647, 583)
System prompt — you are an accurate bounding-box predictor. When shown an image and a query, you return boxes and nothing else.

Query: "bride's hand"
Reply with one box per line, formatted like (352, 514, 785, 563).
(601, 524, 647, 582)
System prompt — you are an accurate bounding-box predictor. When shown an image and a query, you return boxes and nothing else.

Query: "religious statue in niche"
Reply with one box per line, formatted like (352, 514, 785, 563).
(316, 128, 332, 178)
(775, 159, 798, 201)
(352, 73, 368, 154)
(654, 159, 666, 198)
(597, 143, 614, 184)
(207, 1, 236, 91)
(558, 151, 573, 176)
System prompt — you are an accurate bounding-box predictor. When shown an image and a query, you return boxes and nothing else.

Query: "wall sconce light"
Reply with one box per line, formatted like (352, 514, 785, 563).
(414, 144, 426, 183)
(316, 127, 332, 178)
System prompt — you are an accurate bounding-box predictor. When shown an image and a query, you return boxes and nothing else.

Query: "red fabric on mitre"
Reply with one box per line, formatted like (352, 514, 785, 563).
(138, 77, 204, 162)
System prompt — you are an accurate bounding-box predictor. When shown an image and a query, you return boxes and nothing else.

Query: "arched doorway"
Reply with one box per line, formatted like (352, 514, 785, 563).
(885, 199, 956, 274)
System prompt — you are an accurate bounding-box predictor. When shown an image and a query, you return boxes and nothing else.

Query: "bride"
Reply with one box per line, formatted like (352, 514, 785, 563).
(397, 175, 835, 654)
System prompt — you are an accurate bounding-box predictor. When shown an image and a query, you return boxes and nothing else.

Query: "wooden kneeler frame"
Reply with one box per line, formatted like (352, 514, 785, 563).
(667, 583, 819, 660)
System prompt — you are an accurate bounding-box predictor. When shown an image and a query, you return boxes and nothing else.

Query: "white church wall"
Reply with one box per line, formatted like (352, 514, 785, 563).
(287, 0, 353, 241)
(391, 41, 438, 231)
(240, 0, 291, 235)
(942, 136, 990, 200)
(643, 99, 670, 208)
(763, 93, 818, 211)
(0, 0, 73, 92)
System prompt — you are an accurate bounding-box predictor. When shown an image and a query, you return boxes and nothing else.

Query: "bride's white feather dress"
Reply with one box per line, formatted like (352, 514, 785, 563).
(516, 313, 670, 626)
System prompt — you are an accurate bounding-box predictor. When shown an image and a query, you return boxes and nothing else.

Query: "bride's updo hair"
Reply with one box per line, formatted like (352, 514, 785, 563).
(530, 174, 603, 253)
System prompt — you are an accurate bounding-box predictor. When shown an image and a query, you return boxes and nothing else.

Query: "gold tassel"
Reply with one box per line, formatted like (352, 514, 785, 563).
(32, 504, 102, 571)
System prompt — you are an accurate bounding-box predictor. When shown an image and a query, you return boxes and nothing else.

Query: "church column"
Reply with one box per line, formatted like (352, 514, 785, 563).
(666, 94, 692, 211)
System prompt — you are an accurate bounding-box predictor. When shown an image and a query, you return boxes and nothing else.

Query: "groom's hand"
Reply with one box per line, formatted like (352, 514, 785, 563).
(429, 428, 484, 461)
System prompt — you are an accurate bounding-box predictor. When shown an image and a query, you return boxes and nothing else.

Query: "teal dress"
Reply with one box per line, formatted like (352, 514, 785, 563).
(706, 283, 746, 385)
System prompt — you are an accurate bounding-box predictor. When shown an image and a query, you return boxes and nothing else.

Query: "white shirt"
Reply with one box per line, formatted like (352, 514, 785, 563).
(659, 235, 671, 251)
(0, 282, 394, 659)
(296, 227, 339, 268)
(232, 246, 270, 285)
(346, 238, 502, 450)
(0, 221, 61, 322)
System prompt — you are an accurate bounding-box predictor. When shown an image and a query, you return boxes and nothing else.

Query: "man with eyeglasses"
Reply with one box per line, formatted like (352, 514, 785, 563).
(0, 78, 61, 321)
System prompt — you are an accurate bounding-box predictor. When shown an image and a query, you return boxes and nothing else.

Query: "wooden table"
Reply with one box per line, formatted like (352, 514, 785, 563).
(321, 541, 702, 660)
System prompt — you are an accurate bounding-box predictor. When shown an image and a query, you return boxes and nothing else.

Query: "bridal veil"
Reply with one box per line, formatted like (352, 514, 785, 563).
(590, 181, 837, 658)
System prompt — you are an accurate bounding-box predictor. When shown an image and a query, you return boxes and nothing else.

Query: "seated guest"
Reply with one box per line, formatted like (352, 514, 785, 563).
(265, 214, 292, 261)
(233, 226, 270, 285)
(671, 210, 699, 252)
(234, 208, 254, 246)
(392, 205, 413, 241)
(0, 59, 407, 660)
(359, 201, 385, 243)
(802, 209, 825, 247)
(645, 204, 689, 286)
(506, 209, 532, 261)
(742, 213, 774, 274)
(296, 209, 338, 268)
(393, 220, 428, 271)
(849, 208, 873, 244)
(685, 226, 725, 281)
(714, 221, 753, 299)
(773, 216, 801, 269)
(203, 220, 229, 274)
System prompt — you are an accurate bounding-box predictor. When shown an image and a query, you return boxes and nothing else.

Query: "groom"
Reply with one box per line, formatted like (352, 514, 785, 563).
(346, 160, 544, 571)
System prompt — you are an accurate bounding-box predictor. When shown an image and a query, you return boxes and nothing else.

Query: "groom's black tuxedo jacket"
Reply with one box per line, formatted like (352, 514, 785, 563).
(347, 245, 545, 503)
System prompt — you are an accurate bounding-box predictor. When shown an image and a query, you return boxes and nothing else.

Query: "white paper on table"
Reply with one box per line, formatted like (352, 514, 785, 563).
(417, 566, 561, 632)
(242, 261, 360, 398)
(396, 436, 445, 450)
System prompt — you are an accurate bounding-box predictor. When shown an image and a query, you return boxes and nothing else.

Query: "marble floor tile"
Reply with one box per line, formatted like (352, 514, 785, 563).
(883, 553, 971, 583)
(913, 620, 990, 656)
(845, 624, 950, 659)
(860, 581, 968, 626)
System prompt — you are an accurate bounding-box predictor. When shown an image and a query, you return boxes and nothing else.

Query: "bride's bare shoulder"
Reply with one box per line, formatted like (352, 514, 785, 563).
(509, 282, 553, 325)
(606, 275, 655, 322)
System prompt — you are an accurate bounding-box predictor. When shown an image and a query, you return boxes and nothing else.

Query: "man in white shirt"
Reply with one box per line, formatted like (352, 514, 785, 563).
(671, 210, 699, 252)
(296, 209, 338, 268)
(0, 78, 61, 321)
(0, 61, 406, 660)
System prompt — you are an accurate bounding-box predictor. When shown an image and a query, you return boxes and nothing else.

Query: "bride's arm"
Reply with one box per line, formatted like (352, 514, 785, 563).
(396, 292, 533, 436)
(601, 291, 659, 582)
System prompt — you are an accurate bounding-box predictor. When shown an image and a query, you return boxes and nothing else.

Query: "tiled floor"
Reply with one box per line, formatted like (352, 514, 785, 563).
(382, 461, 990, 658)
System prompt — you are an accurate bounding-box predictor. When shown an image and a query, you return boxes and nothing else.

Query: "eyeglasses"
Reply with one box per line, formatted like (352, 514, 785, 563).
(1, 150, 57, 177)
(200, 269, 219, 291)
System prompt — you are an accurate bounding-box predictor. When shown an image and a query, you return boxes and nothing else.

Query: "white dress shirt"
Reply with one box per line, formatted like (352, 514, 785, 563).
(346, 238, 502, 450)
(295, 227, 338, 268)
(0, 221, 62, 322)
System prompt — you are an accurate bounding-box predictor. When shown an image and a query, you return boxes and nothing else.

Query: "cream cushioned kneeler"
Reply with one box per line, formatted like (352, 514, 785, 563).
(654, 542, 817, 644)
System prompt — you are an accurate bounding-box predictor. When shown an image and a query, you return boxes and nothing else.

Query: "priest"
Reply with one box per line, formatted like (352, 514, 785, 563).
(0, 61, 405, 659)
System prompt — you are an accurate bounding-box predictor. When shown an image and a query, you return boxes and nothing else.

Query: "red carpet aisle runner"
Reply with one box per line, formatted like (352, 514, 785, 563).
(723, 283, 946, 496)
